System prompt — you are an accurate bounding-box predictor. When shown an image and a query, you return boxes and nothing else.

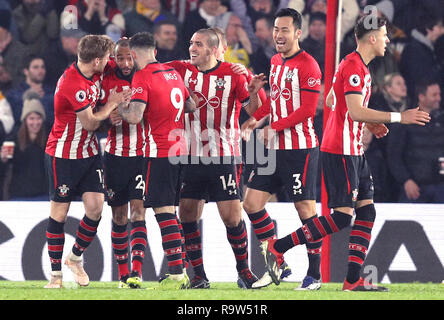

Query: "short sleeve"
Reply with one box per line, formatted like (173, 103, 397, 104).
(341, 61, 365, 95)
(63, 83, 92, 113)
(299, 57, 322, 93)
(130, 70, 149, 104)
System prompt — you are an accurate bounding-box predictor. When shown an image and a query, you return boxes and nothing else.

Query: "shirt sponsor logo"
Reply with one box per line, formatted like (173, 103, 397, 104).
(308, 77, 321, 87)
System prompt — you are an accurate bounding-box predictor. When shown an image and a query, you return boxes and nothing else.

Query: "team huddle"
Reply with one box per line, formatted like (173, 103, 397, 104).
(43, 8, 431, 291)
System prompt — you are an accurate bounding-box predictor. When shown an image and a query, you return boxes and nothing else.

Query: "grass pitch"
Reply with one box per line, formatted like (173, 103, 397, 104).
(1, 280, 443, 300)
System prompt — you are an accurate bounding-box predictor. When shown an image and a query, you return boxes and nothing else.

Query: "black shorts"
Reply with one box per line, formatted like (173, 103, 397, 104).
(247, 148, 319, 202)
(180, 157, 242, 202)
(143, 157, 183, 208)
(103, 152, 145, 207)
(321, 151, 374, 209)
(46, 154, 105, 202)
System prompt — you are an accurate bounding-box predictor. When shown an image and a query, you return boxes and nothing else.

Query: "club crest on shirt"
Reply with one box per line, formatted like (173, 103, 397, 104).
(285, 70, 294, 82)
(215, 78, 226, 90)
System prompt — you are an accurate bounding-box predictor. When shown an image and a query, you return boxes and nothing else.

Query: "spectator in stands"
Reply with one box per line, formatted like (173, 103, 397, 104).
(301, 11, 325, 75)
(365, 73, 409, 202)
(1, 90, 48, 201)
(42, 27, 86, 87)
(6, 55, 54, 133)
(400, 14, 444, 102)
(67, 0, 125, 41)
(181, 0, 230, 53)
(154, 20, 186, 62)
(250, 15, 275, 83)
(0, 62, 12, 93)
(223, 13, 252, 67)
(0, 89, 14, 146)
(0, 9, 28, 87)
(123, 0, 178, 37)
(163, 0, 199, 23)
(12, 0, 59, 56)
(387, 79, 444, 203)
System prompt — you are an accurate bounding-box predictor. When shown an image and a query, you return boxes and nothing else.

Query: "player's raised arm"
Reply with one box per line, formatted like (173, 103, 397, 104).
(346, 93, 431, 125)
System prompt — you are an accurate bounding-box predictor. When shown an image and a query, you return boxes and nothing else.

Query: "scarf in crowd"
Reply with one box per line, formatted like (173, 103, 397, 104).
(136, 1, 160, 22)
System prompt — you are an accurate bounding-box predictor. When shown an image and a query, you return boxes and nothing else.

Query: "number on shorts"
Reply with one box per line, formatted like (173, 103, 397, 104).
(96, 169, 104, 184)
(292, 173, 302, 195)
(220, 174, 237, 195)
(171, 87, 184, 122)
(135, 174, 145, 193)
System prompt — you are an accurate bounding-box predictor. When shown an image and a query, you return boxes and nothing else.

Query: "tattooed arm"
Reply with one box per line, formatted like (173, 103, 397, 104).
(118, 100, 146, 124)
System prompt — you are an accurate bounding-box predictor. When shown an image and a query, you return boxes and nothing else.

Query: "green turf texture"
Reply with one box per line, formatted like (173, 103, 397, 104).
(1, 280, 443, 300)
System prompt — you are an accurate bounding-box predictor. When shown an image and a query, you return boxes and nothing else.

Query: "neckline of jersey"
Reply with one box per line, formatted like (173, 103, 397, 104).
(74, 62, 94, 81)
(280, 49, 304, 63)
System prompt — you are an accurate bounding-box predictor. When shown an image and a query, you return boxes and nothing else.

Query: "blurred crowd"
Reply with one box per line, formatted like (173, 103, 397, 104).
(0, 0, 443, 203)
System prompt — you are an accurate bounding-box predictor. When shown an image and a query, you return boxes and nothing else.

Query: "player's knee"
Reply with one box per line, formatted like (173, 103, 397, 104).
(112, 210, 128, 225)
(222, 215, 241, 228)
(242, 199, 261, 214)
(130, 201, 146, 222)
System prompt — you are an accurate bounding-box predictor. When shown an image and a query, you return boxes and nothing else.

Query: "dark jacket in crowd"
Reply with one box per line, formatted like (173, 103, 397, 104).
(387, 110, 444, 186)
(6, 141, 48, 199)
(400, 30, 442, 101)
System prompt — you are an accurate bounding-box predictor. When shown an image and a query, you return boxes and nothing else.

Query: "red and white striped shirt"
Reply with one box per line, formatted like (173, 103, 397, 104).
(166, 60, 250, 158)
(100, 66, 144, 157)
(46, 63, 101, 159)
(321, 51, 372, 156)
(253, 50, 322, 150)
(130, 62, 189, 158)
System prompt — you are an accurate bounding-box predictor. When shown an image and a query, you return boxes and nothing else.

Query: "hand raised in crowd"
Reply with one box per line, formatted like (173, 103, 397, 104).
(400, 107, 431, 125)
(366, 123, 389, 139)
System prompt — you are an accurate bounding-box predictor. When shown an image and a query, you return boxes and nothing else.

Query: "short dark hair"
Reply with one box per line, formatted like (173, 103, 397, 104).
(309, 12, 326, 25)
(23, 54, 44, 70)
(354, 14, 387, 40)
(194, 28, 220, 48)
(256, 14, 274, 29)
(129, 32, 156, 50)
(153, 20, 177, 35)
(416, 77, 440, 97)
(78, 35, 115, 63)
(274, 8, 302, 30)
(416, 13, 443, 36)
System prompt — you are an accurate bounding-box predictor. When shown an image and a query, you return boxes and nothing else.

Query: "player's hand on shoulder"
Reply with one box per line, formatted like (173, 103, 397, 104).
(401, 107, 431, 125)
(231, 63, 248, 77)
(366, 123, 388, 139)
